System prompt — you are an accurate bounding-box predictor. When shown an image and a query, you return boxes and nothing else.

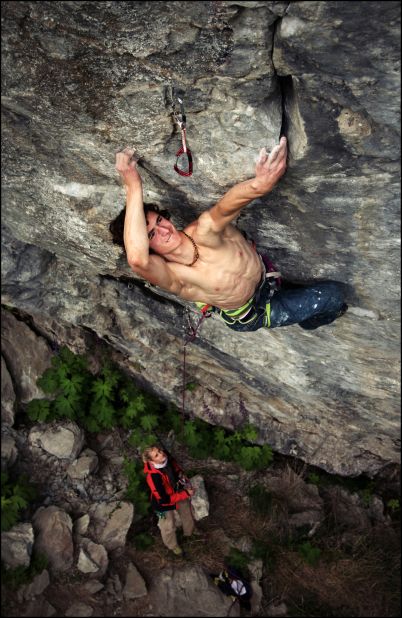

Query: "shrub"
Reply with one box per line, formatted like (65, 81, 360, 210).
(1, 472, 37, 532)
(26, 346, 161, 433)
(248, 484, 272, 514)
(297, 541, 321, 567)
(26, 347, 274, 481)
(225, 547, 250, 577)
(133, 532, 155, 550)
(1, 552, 48, 590)
(122, 458, 151, 516)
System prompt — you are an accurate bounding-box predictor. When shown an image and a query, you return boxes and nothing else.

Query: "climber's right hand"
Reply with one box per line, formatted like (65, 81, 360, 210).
(115, 148, 142, 190)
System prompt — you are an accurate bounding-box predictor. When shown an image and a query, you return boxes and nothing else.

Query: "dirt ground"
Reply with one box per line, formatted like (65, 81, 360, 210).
(2, 457, 400, 617)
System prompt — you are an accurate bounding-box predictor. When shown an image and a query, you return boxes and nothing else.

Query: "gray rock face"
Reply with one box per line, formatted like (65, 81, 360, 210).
(28, 421, 85, 461)
(1, 2, 400, 476)
(88, 501, 134, 551)
(1, 309, 53, 404)
(32, 506, 74, 572)
(1, 355, 16, 426)
(1, 523, 34, 570)
(148, 564, 240, 617)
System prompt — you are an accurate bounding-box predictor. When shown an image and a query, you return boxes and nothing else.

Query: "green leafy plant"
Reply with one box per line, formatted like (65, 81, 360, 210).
(251, 537, 280, 569)
(1, 552, 48, 590)
(133, 532, 155, 550)
(178, 417, 273, 471)
(387, 498, 400, 514)
(26, 347, 161, 434)
(225, 547, 250, 577)
(122, 458, 151, 516)
(1, 472, 37, 532)
(164, 403, 184, 434)
(298, 541, 321, 567)
(359, 480, 376, 507)
(185, 382, 198, 392)
(26, 347, 274, 482)
(248, 484, 272, 514)
(307, 472, 321, 486)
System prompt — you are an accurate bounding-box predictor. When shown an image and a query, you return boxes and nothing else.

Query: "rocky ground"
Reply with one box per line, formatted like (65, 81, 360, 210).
(2, 451, 400, 618)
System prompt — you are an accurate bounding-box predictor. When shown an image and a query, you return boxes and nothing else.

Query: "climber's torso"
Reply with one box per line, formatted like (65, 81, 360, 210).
(161, 220, 262, 310)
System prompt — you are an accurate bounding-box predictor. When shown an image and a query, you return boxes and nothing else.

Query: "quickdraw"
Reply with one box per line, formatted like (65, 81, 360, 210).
(172, 94, 193, 177)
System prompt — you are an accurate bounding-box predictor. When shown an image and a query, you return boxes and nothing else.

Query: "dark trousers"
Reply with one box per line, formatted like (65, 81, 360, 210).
(270, 281, 346, 329)
(225, 280, 346, 332)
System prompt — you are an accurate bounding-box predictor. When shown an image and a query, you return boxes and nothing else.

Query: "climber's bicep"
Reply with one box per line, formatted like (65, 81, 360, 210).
(129, 255, 182, 295)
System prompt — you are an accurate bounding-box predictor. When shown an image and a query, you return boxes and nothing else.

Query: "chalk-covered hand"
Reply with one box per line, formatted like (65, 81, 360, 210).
(115, 147, 142, 190)
(254, 136, 287, 193)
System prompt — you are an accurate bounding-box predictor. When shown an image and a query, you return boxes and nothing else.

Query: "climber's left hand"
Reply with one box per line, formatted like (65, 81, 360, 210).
(254, 136, 287, 193)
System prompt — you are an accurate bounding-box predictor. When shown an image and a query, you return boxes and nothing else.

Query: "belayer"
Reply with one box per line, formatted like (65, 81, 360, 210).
(113, 138, 347, 331)
(142, 444, 201, 556)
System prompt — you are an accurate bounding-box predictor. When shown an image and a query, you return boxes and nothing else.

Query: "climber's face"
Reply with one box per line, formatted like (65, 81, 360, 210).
(146, 211, 181, 255)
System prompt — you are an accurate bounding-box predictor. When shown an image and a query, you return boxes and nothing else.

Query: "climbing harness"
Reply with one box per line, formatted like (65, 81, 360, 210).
(194, 253, 281, 329)
(181, 306, 212, 426)
(172, 94, 193, 177)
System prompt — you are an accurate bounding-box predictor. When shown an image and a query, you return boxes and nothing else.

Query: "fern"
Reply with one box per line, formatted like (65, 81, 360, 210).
(1, 552, 48, 590)
(1, 473, 37, 532)
(183, 421, 200, 449)
(27, 347, 275, 480)
(53, 395, 77, 419)
(307, 472, 321, 486)
(26, 399, 52, 423)
(225, 547, 250, 576)
(239, 424, 258, 442)
(134, 532, 155, 550)
(212, 428, 232, 460)
(164, 404, 183, 434)
(61, 373, 85, 399)
(89, 398, 115, 430)
(123, 458, 151, 516)
(91, 378, 115, 401)
(298, 541, 321, 566)
(37, 368, 60, 394)
(140, 414, 159, 432)
(119, 399, 142, 429)
(86, 417, 101, 433)
(128, 428, 158, 450)
(259, 445, 274, 469)
(238, 446, 261, 470)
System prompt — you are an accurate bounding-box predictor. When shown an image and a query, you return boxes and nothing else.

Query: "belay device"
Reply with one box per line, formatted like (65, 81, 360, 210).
(172, 93, 193, 177)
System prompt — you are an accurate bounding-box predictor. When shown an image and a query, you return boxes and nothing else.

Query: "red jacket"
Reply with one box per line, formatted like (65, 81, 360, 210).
(143, 455, 189, 512)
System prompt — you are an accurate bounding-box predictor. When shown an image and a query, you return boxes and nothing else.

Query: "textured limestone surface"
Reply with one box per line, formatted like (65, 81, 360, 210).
(1, 1, 400, 476)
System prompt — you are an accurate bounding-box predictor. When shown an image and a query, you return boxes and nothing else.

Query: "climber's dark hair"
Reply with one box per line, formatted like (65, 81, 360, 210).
(109, 203, 172, 251)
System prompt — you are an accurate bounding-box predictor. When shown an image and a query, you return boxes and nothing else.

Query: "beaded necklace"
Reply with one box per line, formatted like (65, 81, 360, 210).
(181, 231, 200, 266)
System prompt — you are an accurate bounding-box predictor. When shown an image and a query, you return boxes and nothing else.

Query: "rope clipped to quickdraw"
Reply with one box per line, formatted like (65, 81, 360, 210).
(171, 90, 193, 177)
(181, 306, 212, 430)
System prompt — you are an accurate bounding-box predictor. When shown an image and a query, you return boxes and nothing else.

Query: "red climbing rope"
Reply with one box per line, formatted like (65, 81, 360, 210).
(181, 307, 212, 429)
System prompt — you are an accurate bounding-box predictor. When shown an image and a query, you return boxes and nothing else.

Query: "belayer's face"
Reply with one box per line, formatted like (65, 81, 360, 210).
(149, 447, 167, 465)
(146, 211, 180, 255)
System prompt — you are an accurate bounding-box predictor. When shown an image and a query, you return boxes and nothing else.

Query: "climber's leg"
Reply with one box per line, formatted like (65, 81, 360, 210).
(269, 281, 347, 329)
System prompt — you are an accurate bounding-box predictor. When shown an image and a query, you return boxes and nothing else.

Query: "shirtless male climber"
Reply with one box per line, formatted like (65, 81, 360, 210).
(113, 137, 347, 332)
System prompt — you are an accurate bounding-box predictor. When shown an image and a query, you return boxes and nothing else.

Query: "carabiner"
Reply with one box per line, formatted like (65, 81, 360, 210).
(172, 94, 193, 177)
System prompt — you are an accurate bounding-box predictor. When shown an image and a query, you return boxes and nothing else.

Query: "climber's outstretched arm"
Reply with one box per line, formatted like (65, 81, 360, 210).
(204, 137, 287, 233)
(115, 148, 149, 268)
(115, 148, 182, 294)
